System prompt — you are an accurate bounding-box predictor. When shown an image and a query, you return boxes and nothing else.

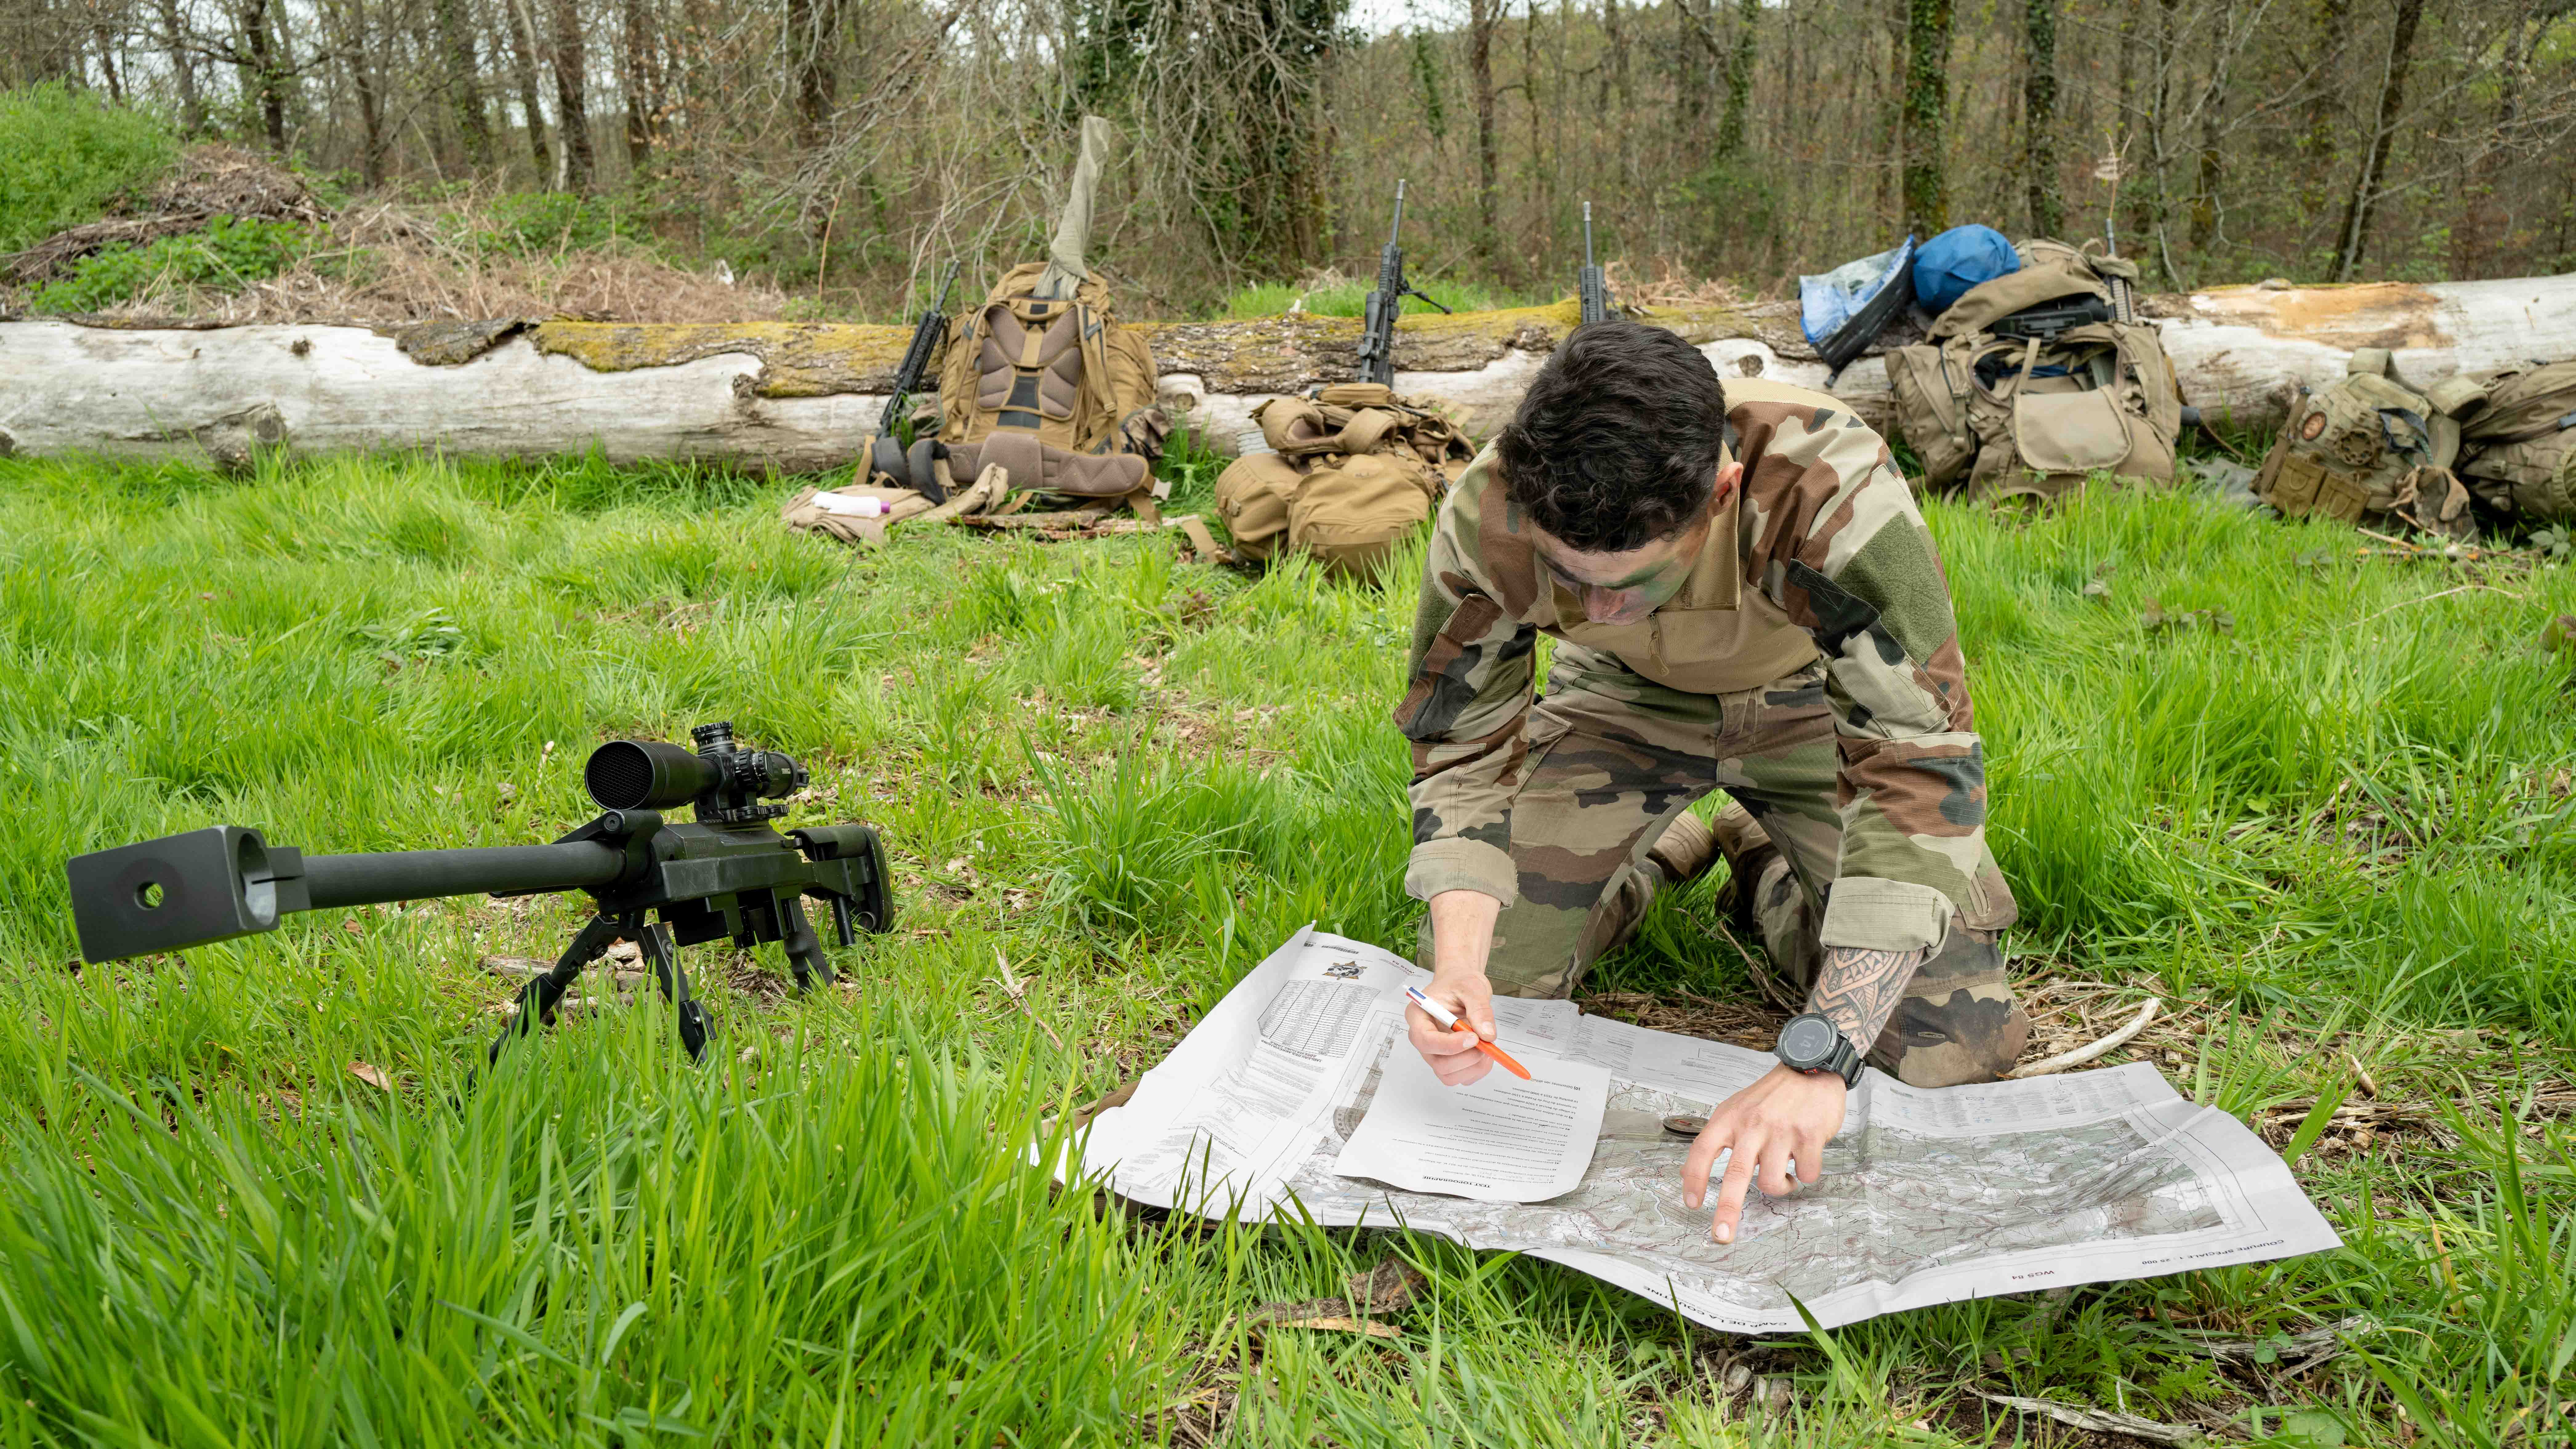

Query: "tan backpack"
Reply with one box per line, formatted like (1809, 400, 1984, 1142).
(1886, 320, 2182, 500)
(1926, 238, 2138, 341)
(2458, 359, 2576, 522)
(2251, 348, 2485, 539)
(861, 260, 1169, 513)
(1214, 383, 1475, 579)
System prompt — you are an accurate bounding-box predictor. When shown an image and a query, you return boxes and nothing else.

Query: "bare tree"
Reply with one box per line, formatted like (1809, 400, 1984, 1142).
(2330, 0, 2424, 280)
(548, 0, 592, 189)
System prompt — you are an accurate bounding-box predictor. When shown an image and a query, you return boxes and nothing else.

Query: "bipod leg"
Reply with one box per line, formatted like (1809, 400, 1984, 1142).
(777, 895, 836, 993)
(487, 913, 624, 1065)
(636, 918, 708, 1061)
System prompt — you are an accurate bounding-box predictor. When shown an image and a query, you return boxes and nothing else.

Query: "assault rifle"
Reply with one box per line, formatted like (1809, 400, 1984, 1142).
(2100, 218, 2138, 325)
(1988, 294, 2114, 343)
(1356, 180, 1451, 387)
(64, 722, 895, 1064)
(882, 261, 961, 440)
(1578, 202, 1612, 325)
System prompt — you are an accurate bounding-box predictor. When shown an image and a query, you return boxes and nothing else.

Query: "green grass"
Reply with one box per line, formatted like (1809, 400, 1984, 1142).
(1, 447, 2571, 1445)
(0, 82, 177, 255)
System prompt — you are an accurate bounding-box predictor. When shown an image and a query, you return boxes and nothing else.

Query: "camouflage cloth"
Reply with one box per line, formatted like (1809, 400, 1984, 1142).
(1392, 382, 2024, 1085)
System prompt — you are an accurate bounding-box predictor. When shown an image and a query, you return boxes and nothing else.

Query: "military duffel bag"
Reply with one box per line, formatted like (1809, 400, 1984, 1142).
(2251, 347, 2485, 540)
(2458, 359, 2576, 522)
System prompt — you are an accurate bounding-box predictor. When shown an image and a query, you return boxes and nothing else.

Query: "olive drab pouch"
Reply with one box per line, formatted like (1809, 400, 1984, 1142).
(2458, 359, 2576, 522)
(930, 260, 1170, 513)
(2253, 347, 2485, 538)
(1212, 384, 1475, 580)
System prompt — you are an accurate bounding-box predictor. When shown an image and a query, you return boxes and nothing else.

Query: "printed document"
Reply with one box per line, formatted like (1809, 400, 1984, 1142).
(1331, 1045, 1609, 1202)
(1069, 927, 2344, 1333)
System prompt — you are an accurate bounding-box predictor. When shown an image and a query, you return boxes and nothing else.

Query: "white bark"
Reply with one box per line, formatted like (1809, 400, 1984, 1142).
(4, 273, 2569, 470)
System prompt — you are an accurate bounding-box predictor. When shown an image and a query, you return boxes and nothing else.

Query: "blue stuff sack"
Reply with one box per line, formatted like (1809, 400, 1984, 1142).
(1912, 224, 2019, 315)
(1799, 238, 1916, 349)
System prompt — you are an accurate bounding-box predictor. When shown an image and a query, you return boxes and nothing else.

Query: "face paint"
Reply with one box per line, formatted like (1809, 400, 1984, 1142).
(1535, 519, 1706, 625)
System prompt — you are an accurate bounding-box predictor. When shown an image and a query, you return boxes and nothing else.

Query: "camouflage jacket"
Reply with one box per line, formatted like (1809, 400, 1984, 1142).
(1392, 385, 2014, 956)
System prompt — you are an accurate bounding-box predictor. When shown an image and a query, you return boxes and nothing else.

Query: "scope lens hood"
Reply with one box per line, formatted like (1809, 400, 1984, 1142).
(586, 740, 721, 811)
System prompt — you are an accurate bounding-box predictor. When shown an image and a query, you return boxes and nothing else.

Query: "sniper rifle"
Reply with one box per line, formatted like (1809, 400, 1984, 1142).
(1578, 202, 1612, 325)
(882, 261, 962, 440)
(1356, 180, 1451, 387)
(64, 721, 895, 1064)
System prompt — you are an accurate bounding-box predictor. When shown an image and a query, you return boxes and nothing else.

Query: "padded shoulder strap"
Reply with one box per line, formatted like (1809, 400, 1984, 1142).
(2348, 347, 2396, 380)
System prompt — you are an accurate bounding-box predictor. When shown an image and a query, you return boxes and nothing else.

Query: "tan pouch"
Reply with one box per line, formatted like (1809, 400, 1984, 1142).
(1215, 451, 1304, 561)
(2014, 389, 2135, 477)
(1884, 343, 1974, 487)
(1288, 453, 1436, 579)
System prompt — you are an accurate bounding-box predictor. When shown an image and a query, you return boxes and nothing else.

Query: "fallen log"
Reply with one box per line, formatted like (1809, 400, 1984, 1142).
(2, 274, 2569, 472)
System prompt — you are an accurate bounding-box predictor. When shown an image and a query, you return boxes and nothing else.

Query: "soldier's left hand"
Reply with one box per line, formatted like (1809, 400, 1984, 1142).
(1680, 1063, 1847, 1244)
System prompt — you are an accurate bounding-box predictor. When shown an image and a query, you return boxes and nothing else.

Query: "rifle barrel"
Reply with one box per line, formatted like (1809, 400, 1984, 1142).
(303, 842, 629, 912)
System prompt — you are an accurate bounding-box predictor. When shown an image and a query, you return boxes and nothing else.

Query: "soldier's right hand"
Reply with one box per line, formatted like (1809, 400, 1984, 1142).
(1407, 969, 1498, 1086)
(1413, 889, 1505, 1085)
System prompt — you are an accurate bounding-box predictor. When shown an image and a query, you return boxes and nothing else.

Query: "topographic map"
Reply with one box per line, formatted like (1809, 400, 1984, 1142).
(1074, 929, 2340, 1332)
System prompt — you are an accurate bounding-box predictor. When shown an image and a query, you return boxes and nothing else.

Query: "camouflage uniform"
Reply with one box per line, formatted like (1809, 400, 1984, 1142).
(1391, 379, 2027, 1087)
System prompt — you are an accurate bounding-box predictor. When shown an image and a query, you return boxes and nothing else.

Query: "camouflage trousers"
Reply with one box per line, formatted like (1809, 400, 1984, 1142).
(1434, 646, 2029, 1088)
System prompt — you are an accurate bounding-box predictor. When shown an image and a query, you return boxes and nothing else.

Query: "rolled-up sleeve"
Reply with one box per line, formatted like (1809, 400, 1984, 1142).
(1391, 508, 1538, 905)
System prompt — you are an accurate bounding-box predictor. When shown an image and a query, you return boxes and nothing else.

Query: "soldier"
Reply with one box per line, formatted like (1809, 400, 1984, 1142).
(1393, 320, 2025, 1243)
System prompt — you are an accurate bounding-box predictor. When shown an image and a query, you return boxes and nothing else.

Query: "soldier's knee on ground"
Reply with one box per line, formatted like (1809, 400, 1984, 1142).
(1866, 928, 2029, 1088)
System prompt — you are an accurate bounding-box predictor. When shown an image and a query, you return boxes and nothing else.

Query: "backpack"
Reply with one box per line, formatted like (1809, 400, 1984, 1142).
(2458, 359, 2576, 522)
(1886, 320, 2182, 500)
(2250, 348, 2485, 539)
(900, 260, 1169, 511)
(1214, 383, 1475, 579)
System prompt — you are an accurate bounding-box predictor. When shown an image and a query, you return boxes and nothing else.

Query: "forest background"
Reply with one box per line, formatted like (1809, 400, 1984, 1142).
(3, 0, 2574, 324)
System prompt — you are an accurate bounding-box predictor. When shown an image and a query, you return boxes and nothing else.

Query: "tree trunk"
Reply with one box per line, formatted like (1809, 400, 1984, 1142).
(620, 0, 654, 167)
(1717, 0, 1757, 159)
(2300, 0, 2352, 220)
(236, 0, 292, 154)
(1901, 0, 1952, 237)
(785, 0, 835, 150)
(92, 20, 123, 102)
(14, 277, 2576, 470)
(549, 0, 594, 191)
(1469, 0, 1499, 271)
(2330, 0, 2425, 282)
(158, 0, 205, 134)
(504, 0, 553, 179)
(1601, 0, 1631, 187)
(2189, 87, 2221, 254)
(2023, 0, 2059, 237)
(437, 0, 492, 168)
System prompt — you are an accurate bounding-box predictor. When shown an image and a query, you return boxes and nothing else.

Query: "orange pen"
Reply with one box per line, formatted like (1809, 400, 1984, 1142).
(1404, 985, 1534, 1080)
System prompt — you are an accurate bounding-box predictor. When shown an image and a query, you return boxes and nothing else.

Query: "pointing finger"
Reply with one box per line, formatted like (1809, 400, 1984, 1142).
(1682, 1119, 1734, 1210)
(1710, 1132, 1760, 1243)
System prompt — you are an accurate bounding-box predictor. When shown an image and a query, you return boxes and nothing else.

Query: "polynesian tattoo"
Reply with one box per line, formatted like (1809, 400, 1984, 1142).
(1807, 944, 1930, 1049)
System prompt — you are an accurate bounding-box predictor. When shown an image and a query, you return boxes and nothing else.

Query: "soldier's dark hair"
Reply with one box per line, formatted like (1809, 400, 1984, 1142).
(1495, 320, 1728, 553)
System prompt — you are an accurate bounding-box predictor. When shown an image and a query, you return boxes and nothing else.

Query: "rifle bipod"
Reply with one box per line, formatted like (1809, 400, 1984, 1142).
(488, 911, 721, 1064)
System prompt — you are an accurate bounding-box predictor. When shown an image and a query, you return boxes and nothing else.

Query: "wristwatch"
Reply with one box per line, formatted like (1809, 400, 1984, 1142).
(1775, 1012, 1864, 1090)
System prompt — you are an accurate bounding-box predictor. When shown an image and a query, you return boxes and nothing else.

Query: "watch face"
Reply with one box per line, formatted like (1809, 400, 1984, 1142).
(1779, 1015, 1837, 1067)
